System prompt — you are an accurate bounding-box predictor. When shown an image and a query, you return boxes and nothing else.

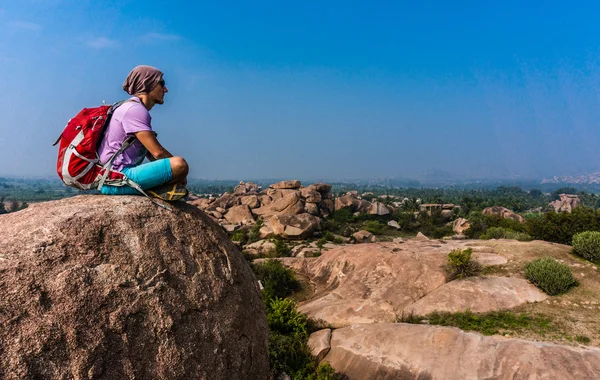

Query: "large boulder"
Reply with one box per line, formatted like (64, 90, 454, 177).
(368, 202, 389, 215)
(224, 204, 255, 225)
(261, 213, 321, 240)
(550, 194, 581, 213)
(233, 181, 261, 195)
(334, 195, 359, 211)
(300, 188, 322, 204)
(253, 192, 305, 216)
(269, 180, 302, 190)
(452, 217, 470, 235)
(0, 196, 269, 380)
(323, 323, 600, 379)
(482, 206, 525, 223)
(307, 183, 332, 193)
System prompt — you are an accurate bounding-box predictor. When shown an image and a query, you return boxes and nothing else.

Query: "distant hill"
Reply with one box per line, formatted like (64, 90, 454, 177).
(542, 172, 600, 185)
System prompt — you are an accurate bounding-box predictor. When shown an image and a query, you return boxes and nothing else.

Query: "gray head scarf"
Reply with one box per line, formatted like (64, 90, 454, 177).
(122, 65, 164, 95)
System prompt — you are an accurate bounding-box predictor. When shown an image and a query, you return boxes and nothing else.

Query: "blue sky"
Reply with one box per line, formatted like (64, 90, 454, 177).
(1, 1, 600, 180)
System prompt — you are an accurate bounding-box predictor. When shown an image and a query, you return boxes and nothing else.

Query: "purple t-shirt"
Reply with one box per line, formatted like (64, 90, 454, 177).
(98, 97, 152, 171)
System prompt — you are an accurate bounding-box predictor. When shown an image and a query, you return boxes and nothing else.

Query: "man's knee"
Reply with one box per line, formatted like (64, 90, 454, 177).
(170, 156, 189, 177)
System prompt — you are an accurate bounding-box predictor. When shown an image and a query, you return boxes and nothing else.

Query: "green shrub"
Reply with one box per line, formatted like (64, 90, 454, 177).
(251, 259, 299, 301)
(363, 220, 386, 235)
(231, 230, 248, 244)
(323, 231, 335, 242)
(480, 227, 532, 241)
(525, 207, 600, 245)
(572, 231, 600, 261)
(248, 218, 264, 243)
(445, 248, 480, 280)
(333, 237, 344, 244)
(406, 309, 553, 336)
(269, 235, 291, 257)
(465, 212, 526, 239)
(265, 298, 346, 379)
(525, 257, 578, 295)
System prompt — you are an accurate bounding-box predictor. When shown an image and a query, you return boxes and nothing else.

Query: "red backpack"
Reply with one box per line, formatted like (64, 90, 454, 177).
(54, 101, 172, 210)
(53, 100, 142, 192)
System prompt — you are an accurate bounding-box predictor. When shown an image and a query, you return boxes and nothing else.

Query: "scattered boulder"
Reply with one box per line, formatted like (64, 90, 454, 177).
(387, 220, 401, 230)
(253, 192, 305, 216)
(352, 230, 376, 243)
(415, 232, 429, 241)
(244, 239, 276, 256)
(240, 195, 260, 209)
(334, 195, 359, 211)
(305, 202, 319, 216)
(262, 213, 321, 240)
(224, 204, 255, 224)
(322, 323, 600, 380)
(189, 180, 334, 240)
(452, 217, 470, 235)
(482, 206, 525, 223)
(368, 202, 389, 215)
(0, 196, 269, 380)
(233, 181, 261, 195)
(308, 329, 332, 363)
(550, 194, 581, 213)
(300, 188, 322, 203)
(308, 183, 332, 193)
(270, 180, 302, 190)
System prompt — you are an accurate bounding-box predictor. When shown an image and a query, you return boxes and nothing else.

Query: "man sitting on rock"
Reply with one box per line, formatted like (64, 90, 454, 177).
(97, 65, 189, 201)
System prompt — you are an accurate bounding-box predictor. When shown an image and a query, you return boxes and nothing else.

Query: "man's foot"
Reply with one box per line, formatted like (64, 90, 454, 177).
(147, 183, 189, 201)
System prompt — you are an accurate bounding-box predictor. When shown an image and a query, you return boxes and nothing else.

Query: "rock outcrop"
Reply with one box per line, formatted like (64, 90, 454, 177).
(550, 193, 581, 213)
(482, 206, 525, 223)
(189, 180, 334, 239)
(0, 196, 269, 380)
(452, 217, 470, 235)
(322, 323, 600, 379)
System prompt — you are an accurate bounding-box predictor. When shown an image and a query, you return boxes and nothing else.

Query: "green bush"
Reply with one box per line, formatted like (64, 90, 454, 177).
(465, 212, 526, 239)
(323, 231, 335, 242)
(525, 257, 578, 295)
(480, 227, 532, 241)
(269, 235, 291, 257)
(525, 207, 600, 245)
(265, 298, 346, 379)
(231, 230, 248, 244)
(445, 248, 480, 280)
(251, 259, 299, 301)
(363, 220, 386, 235)
(572, 231, 600, 261)
(333, 237, 344, 244)
(248, 218, 264, 243)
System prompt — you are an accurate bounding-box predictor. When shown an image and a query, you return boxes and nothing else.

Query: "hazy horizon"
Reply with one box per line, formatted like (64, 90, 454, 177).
(2, 2, 600, 180)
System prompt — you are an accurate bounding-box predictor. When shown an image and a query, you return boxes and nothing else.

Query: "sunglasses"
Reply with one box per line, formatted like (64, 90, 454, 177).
(157, 79, 166, 87)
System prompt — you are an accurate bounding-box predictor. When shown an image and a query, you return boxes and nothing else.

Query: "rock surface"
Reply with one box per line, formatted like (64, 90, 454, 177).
(550, 194, 581, 213)
(283, 243, 454, 326)
(323, 323, 600, 380)
(0, 196, 269, 380)
(482, 206, 525, 223)
(308, 329, 332, 362)
(405, 277, 548, 315)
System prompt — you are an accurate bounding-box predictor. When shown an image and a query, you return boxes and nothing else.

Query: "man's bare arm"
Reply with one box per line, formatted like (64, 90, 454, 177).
(135, 131, 173, 160)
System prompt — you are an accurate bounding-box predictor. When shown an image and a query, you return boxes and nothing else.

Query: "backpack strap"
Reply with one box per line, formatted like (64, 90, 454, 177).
(96, 135, 137, 191)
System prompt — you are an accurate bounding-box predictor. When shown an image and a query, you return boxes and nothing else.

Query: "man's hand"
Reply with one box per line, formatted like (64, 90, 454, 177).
(136, 131, 173, 160)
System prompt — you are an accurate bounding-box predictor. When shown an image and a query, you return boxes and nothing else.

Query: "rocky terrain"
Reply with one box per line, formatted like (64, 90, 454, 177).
(279, 238, 600, 379)
(188, 180, 397, 241)
(0, 196, 269, 380)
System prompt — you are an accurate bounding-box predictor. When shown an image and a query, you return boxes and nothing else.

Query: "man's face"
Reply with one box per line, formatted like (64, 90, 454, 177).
(149, 77, 168, 104)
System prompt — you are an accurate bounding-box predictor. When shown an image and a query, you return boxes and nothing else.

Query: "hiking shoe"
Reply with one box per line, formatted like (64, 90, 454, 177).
(147, 183, 189, 201)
